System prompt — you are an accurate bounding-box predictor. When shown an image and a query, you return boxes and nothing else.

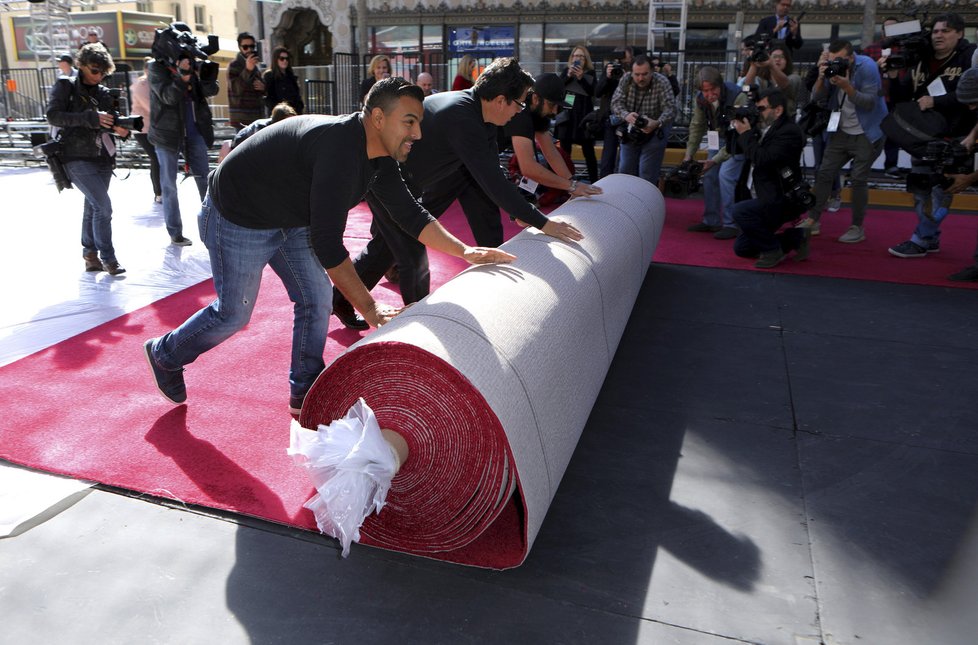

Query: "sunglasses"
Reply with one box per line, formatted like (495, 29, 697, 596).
(278, 56, 289, 61)
(241, 44, 256, 50)
(86, 66, 106, 76)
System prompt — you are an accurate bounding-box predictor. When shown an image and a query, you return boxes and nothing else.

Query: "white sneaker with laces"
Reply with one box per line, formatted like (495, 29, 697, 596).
(797, 217, 821, 236)
(838, 225, 865, 244)
(827, 196, 842, 212)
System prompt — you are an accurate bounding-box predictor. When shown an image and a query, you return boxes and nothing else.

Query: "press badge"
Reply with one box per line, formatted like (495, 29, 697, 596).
(564, 92, 576, 107)
(519, 175, 539, 194)
(927, 77, 947, 97)
(707, 130, 720, 151)
(827, 111, 842, 133)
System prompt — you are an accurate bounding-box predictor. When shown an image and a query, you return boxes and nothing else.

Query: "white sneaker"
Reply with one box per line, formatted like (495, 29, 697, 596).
(838, 225, 865, 244)
(827, 196, 842, 212)
(797, 217, 821, 236)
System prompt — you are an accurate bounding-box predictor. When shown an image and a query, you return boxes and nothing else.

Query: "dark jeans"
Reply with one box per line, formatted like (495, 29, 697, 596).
(339, 169, 502, 308)
(557, 132, 598, 182)
(66, 158, 117, 263)
(731, 198, 806, 257)
(599, 120, 620, 178)
(134, 132, 161, 197)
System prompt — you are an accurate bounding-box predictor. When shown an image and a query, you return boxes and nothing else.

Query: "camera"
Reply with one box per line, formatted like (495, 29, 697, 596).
(743, 33, 773, 64)
(824, 58, 850, 78)
(616, 115, 655, 145)
(35, 140, 72, 192)
(663, 160, 703, 198)
(907, 140, 975, 191)
(610, 60, 624, 80)
(780, 167, 816, 210)
(881, 10, 933, 71)
(105, 88, 144, 132)
(152, 22, 220, 81)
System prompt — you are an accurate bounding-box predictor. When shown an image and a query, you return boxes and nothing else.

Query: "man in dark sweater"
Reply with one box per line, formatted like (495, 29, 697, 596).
(333, 58, 584, 328)
(143, 78, 515, 415)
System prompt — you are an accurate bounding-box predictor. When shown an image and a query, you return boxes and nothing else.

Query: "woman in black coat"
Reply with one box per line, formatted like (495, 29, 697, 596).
(556, 45, 598, 182)
(263, 47, 304, 114)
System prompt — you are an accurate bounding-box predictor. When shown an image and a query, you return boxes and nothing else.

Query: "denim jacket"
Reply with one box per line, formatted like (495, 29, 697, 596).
(814, 54, 888, 143)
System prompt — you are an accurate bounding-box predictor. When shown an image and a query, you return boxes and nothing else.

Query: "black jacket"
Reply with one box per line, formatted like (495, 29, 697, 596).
(147, 59, 218, 152)
(755, 15, 804, 51)
(888, 40, 977, 137)
(45, 76, 121, 161)
(262, 68, 304, 114)
(738, 112, 805, 210)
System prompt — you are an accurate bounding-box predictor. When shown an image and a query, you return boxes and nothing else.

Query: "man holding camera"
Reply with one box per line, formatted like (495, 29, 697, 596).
(797, 40, 888, 244)
(149, 49, 219, 246)
(683, 66, 747, 238)
(881, 13, 976, 258)
(729, 89, 810, 268)
(941, 69, 978, 282)
(610, 54, 676, 187)
(227, 32, 266, 131)
(46, 43, 130, 275)
(756, 0, 803, 51)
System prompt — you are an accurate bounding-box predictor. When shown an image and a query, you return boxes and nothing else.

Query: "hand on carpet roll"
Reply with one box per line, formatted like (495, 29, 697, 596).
(541, 219, 584, 243)
(363, 302, 401, 328)
(461, 246, 517, 265)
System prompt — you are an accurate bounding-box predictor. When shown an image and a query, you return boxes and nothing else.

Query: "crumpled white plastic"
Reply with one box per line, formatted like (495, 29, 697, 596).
(288, 398, 400, 557)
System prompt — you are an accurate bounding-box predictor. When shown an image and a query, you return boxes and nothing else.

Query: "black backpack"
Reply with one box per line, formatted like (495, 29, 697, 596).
(880, 101, 950, 158)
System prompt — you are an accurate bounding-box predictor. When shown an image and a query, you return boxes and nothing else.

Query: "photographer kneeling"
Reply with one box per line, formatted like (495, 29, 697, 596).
(729, 89, 811, 268)
(45, 43, 131, 275)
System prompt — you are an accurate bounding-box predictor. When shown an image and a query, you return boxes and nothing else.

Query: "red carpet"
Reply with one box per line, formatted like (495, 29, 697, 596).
(654, 197, 978, 290)
(1, 190, 973, 562)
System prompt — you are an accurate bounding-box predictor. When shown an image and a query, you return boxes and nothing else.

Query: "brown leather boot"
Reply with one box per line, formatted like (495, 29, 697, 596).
(101, 260, 126, 276)
(84, 252, 102, 272)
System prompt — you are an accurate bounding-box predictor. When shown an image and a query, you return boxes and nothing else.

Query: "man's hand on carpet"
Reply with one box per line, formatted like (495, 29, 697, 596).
(365, 303, 401, 327)
(463, 247, 517, 265)
(542, 219, 584, 243)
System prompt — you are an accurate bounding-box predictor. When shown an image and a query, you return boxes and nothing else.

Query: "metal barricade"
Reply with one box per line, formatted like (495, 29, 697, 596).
(305, 79, 337, 115)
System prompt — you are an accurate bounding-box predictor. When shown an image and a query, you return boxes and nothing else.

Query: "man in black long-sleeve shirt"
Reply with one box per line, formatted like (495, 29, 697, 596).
(143, 78, 515, 415)
(333, 58, 583, 327)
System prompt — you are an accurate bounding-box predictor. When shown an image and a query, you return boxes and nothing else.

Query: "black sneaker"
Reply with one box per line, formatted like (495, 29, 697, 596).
(888, 240, 928, 258)
(687, 222, 721, 233)
(171, 236, 193, 247)
(332, 296, 369, 330)
(143, 338, 187, 404)
(713, 226, 739, 240)
(948, 265, 978, 282)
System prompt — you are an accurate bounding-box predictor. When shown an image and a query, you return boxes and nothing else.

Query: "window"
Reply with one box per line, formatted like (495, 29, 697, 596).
(136, 2, 152, 12)
(171, 2, 182, 23)
(194, 5, 206, 33)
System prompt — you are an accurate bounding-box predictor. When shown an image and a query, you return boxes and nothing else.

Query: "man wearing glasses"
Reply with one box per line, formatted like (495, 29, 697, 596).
(728, 88, 810, 268)
(331, 59, 584, 329)
(227, 32, 266, 131)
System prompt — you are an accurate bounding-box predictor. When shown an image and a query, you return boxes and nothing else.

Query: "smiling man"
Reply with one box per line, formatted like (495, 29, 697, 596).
(332, 58, 584, 329)
(143, 78, 515, 415)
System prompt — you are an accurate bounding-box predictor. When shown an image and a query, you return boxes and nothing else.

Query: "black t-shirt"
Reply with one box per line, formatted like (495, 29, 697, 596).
(210, 113, 433, 270)
(501, 102, 552, 145)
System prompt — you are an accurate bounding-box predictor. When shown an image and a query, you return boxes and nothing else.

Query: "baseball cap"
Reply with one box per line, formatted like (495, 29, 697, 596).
(533, 73, 572, 108)
(58, 54, 74, 64)
(956, 68, 978, 105)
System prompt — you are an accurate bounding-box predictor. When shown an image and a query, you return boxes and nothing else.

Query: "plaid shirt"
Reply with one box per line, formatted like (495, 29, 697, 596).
(610, 72, 676, 128)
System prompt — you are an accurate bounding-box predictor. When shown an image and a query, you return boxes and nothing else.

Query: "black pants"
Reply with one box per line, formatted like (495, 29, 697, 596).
(339, 169, 503, 306)
(134, 133, 161, 197)
(558, 132, 598, 183)
(731, 198, 805, 257)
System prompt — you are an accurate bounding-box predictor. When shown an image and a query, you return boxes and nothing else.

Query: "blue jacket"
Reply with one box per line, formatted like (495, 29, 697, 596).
(818, 54, 888, 143)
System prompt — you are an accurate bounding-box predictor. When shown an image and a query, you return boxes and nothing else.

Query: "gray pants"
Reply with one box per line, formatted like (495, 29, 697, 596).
(809, 132, 884, 227)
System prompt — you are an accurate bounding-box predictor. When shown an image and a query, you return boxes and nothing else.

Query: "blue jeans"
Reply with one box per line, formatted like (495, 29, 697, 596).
(619, 125, 671, 186)
(152, 195, 332, 399)
(909, 161, 953, 248)
(718, 154, 745, 229)
(66, 158, 117, 263)
(156, 132, 210, 239)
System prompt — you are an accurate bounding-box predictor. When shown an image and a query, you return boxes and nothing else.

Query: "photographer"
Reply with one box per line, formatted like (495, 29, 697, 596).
(227, 32, 265, 131)
(683, 66, 747, 239)
(504, 73, 603, 202)
(611, 54, 676, 186)
(741, 40, 803, 116)
(45, 43, 130, 275)
(556, 46, 598, 183)
(595, 47, 634, 178)
(797, 40, 888, 245)
(729, 89, 811, 268)
(755, 0, 803, 51)
(882, 13, 977, 258)
(149, 43, 219, 246)
(943, 69, 978, 282)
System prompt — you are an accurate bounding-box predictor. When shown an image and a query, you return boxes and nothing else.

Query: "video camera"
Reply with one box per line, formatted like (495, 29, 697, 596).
(881, 7, 932, 71)
(663, 160, 703, 198)
(743, 32, 774, 64)
(152, 22, 220, 82)
(907, 140, 975, 191)
(105, 88, 143, 132)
